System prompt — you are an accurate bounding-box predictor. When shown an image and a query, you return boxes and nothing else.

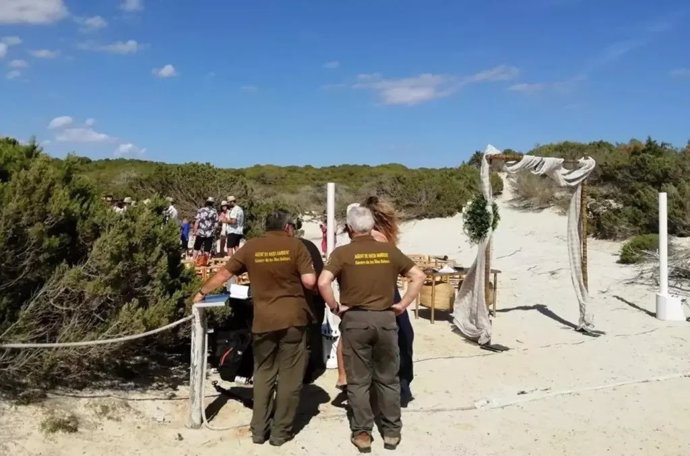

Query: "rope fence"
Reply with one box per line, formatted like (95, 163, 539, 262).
(0, 315, 193, 349)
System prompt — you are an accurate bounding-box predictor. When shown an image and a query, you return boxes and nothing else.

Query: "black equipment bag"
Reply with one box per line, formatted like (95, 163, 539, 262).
(213, 328, 253, 381)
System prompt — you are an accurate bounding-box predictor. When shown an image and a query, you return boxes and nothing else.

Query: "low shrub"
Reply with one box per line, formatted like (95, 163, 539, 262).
(619, 234, 659, 264)
(41, 411, 79, 434)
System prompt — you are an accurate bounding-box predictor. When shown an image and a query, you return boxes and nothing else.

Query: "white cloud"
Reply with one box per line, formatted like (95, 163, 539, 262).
(464, 65, 520, 83)
(120, 0, 143, 12)
(30, 49, 60, 59)
(85, 118, 95, 126)
(508, 75, 583, 95)
(352, 65, 519, 106)
(2, 36, 22, 46)
(0, 0, 68, 24)
(9, 59, 28, 68)
(79, 40, 140, 54)
(48, 115, 73, 129)
(6, 69, 21, 80)
(115, 143, 146, 157)
(0, 44, 7, 59)
(55, 127, 113, 143)
(152, 64, 177, 78)
(508, 82, 550, 93)
(75, 15, 107, 33)
(240, 85, 259, 93)
(323, 60, 340, 69)
(670, 68, 690, 78)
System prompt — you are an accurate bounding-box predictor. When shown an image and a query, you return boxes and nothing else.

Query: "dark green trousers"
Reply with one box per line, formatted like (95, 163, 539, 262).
(341, 310, 401, 437)
(251, 326, 307, 441)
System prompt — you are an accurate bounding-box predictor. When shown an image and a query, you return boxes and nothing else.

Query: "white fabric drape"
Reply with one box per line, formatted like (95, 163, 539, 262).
(452, 145, 597, 344)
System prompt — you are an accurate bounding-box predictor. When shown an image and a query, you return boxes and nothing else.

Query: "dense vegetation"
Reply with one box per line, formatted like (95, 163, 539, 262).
(0, 138, 198, 392)
(76, 157, 501, 223)
(508, 139, 690, 239)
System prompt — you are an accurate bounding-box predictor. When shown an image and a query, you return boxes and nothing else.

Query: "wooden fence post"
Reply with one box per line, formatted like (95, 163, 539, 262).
(188, 305, 206, 429)
(581, 180, 589, 291)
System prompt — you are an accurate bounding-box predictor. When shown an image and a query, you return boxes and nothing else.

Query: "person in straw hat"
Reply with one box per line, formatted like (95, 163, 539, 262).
(225, 195, 245, 256)
(217, 200, 230, 255)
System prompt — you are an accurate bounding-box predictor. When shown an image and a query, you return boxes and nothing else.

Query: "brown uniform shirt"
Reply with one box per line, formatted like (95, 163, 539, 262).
(224, 231, 315, 333)
(324, 235, 415, 310)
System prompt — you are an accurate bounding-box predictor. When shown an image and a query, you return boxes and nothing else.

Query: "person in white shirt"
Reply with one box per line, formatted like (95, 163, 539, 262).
(165, 196, 179, 223)
(218, 200, 230, 255)
(226, 195, 245, 256)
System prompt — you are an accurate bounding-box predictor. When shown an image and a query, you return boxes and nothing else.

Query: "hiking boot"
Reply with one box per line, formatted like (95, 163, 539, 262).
(351, 432, 372, 453)
(269, 433, 294, 447)
(252, 435, 267, 445)
(383, 435, 401, 450)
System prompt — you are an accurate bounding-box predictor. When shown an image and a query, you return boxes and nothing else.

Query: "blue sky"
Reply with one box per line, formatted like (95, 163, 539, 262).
(1, 0, 689, 168)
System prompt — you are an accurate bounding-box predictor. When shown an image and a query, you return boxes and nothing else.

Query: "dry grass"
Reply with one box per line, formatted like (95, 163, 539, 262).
(40, 411, 79, 434)
(509, 174, 571, 212)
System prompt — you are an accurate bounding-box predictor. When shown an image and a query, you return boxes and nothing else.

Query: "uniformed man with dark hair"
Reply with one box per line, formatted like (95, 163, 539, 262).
(318, 206, 425, 453)
(193, 209, 316, 446)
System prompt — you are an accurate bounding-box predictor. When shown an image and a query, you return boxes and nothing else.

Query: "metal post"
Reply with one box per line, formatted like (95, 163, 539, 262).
(659, 192, 668, 297)
(327, 183, 336, 258)
(655, 192, 685, 320)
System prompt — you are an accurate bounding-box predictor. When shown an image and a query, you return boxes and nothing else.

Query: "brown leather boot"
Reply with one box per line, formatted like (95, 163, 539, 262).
(351, 432, 372, 453)
(383, 435, 401, 450)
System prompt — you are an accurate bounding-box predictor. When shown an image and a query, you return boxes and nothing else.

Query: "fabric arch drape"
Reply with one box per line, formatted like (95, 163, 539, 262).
(452, 145, 597, 344)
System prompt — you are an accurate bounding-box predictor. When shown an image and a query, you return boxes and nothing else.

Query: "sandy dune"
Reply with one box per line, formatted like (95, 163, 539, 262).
(2, 181, 689, 456)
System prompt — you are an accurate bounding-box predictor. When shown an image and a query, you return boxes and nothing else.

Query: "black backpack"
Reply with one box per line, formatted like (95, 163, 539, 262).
(213, 328, 253, 382)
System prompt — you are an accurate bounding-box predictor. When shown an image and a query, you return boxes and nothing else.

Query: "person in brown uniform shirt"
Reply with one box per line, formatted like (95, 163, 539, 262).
(193, 210, 316, 446)
(318, 206, 425, 453)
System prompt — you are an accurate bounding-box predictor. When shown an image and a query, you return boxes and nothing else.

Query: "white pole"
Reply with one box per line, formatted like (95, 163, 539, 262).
(659, 192, 668, 296)
(327, 183, 335, 257)
(188, 305, 205, 428)
(656, 192, 685, 321)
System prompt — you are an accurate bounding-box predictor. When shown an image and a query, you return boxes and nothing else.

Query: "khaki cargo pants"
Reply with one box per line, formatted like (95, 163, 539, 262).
(251, 326, 307, 441)
(341, 309, 401, 437)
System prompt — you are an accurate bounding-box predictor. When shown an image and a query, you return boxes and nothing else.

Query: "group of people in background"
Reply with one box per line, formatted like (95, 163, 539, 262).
(103, 194, 179, 222)
(102, 193, 244, 262)
(184, 196, 245, 261)
(193, 196, 423, 453)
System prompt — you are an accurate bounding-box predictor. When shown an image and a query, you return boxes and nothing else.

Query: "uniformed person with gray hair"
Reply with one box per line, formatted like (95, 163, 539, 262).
(318, 206, 425, 453)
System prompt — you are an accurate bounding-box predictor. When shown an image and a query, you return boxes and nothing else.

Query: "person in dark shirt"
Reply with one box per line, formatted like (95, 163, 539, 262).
(299, 237, 326, 382)
(194, 210, 316, 446)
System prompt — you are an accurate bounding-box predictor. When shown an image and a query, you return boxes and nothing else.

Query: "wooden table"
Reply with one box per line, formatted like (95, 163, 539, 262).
(414, 271, 463, 324)
(407, 267, 502, 324)
(452, 266, 502, 318)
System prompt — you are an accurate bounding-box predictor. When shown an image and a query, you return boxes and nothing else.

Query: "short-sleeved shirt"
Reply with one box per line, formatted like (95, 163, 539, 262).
(324, 235, 415, 311)
(228, 205, 245, 235)
(224, 231, 315, 333)
(165, 205, 179, 224)
(195, 206, 218, 237)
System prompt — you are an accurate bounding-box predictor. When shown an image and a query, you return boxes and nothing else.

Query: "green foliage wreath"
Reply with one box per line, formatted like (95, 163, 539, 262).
(463, 194, 500, 244)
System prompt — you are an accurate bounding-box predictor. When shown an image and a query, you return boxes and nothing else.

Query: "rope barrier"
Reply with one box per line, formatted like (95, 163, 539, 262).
(0, 315, 194, 349)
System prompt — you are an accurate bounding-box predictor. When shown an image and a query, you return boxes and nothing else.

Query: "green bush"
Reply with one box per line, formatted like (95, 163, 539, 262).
(0, 139, 197, 392)
(619, 234, 659, 264)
